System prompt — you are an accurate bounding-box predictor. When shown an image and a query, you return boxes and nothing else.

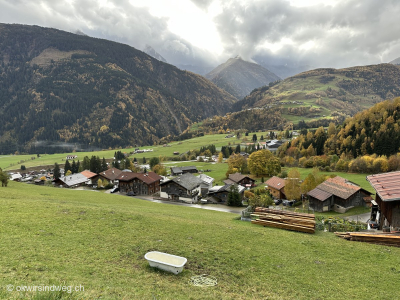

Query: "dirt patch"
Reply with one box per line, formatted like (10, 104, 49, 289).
(30, 47, 92, 67)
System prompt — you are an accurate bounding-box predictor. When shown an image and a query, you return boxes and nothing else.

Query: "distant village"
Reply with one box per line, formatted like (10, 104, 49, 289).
(4, 134, 400, 235)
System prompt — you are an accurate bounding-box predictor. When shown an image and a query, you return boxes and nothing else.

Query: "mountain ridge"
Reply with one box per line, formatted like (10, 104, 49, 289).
(205, 56, 281, 99)
(0, 23, 236, 154)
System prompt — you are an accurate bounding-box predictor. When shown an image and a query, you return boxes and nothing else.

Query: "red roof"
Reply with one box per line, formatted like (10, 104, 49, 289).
(308, 176, 368, 201)
(80, 170, 97, 179)
(367, 171, 400, 202)
(265, 176, 286, 191)
(307, 188, 332, 201)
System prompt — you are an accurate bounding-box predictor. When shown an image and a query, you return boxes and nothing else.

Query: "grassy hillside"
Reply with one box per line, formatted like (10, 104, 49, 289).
(1, 182, 399, 299)
(223, 64, 400, 131)
(1, 132, 266, 171)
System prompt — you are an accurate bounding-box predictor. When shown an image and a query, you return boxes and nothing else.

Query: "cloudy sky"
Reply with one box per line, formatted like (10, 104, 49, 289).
(1, 0, 400, 74)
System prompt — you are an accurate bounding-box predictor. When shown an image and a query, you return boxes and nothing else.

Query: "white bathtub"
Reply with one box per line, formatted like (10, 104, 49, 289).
(145, 251, 187, 274)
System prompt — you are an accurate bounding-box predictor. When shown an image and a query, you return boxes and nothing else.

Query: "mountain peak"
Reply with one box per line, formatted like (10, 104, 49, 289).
(205, 57, 280, 99)
(143, 45, 167, 63)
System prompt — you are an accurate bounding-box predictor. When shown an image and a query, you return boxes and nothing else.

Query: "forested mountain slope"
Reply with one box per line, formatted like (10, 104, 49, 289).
(0, 24, 236, 154)
(233, 64, 400, 124)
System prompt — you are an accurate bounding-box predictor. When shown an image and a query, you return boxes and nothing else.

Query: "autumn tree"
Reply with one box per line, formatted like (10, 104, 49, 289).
(248, 149, 281, 177)
(227, 153, 248, 174)
(301, 168, 326, 195)
(218, 152, 223, 163)
(284, 168, 301, 200)
(153, 164, 167, 176)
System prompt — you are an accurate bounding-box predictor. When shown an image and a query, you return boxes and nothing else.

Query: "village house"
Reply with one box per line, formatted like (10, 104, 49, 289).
(207, 184, 245, 203)
(265, 176, 286, 199)
(117, 171, 162, 195)
(367, 171, 400, 231)
(307, 176, 372, 213)
(66, 155, 78, 160)
(53, 173, 89, 188)
(160, 173, 202, 203)
(80, 170, 98, 185)
(224, 173, 255, 188)
(92, 167, 122, 186)
(10, 172, 22, 181)
(170, 166, 198, 176)
(197, 174, 215, 195)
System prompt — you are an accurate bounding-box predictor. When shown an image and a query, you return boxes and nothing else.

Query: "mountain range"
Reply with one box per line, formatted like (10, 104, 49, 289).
(0, 23, 236, 154)
(205, 56, 281, 100)
(193, 63, 400, 133)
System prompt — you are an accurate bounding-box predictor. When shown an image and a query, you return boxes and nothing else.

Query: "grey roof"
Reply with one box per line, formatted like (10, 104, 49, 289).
(170, 166, 198, 173)
(59, 173, 88, 187)
(171, 173, 202, 190)
(198, 174, 214, 185)
(208, 184, 245, 194)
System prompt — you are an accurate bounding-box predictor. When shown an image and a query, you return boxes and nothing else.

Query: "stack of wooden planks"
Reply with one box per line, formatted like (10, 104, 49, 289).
(251, 207, 316, 234)
(335, 231, 400, 247)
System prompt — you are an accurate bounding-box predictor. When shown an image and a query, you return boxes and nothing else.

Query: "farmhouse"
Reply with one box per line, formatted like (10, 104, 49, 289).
(93, 167, 122, 185)
(170, 166, 198, 176)
(224, 173, 255, 188)
(54, 173, 88, 188)
(307, 176, 372, 213)
(197, 174, 215, 195)
(66, 155, 78, 160)
(265, 176, 286, 199)
(80, 170, 97, 185)
(367, 171, 400, 231)
(160, 173, 202, 203)
(207, 184, 245, 203)
(117, 171, 162, 195)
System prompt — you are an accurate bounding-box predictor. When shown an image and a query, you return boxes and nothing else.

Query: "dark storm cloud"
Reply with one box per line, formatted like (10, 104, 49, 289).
(214, 0, 400, 68)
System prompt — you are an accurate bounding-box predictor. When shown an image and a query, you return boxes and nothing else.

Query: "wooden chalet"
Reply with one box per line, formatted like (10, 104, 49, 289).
(224, 173, 255, 188)
(170, 166, 198, 176)
(207, 184, 245, 203)
(307, 176, 372, 213)
(160, 173, 202, 203)
(54, 173, 88, 188)
(117, 171, 162, 195)
(367, 171, 400, 231)
(92, 167, 122, 185)
(265, 176, 286, 199)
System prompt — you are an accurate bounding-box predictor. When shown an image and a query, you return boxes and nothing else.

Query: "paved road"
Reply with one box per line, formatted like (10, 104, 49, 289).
(132, 195, 244, 214)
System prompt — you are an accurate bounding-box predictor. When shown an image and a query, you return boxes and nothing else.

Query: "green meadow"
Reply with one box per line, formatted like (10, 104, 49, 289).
(0, 132, 272, 171)
(1, 182, 399, 299)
